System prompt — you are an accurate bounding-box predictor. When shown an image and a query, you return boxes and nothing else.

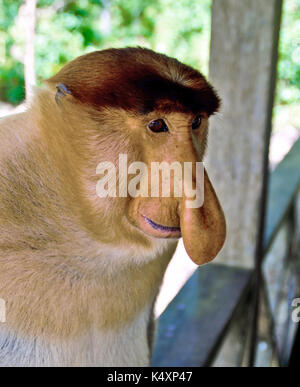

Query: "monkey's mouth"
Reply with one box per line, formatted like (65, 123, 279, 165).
(141, 215, 181, 239)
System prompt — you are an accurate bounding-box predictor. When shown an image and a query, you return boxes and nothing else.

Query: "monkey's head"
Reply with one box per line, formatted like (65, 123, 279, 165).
(45, 47, 226, 265)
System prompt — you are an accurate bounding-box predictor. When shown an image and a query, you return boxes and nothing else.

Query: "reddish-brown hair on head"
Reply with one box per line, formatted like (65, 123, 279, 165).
(47, 47, 220, 116)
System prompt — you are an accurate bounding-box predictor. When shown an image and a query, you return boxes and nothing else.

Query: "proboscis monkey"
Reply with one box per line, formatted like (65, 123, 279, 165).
(0, 48, 226, 367)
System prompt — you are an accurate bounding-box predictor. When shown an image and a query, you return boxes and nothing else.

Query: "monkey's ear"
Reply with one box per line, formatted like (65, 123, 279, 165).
(55, 83, 72, 104)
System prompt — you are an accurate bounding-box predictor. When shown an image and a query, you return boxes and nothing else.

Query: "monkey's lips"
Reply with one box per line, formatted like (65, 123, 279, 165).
(140, 215, 181, 239)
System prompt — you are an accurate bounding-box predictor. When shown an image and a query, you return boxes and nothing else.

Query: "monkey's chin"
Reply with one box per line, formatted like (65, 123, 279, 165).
(139, 215, 182, 239)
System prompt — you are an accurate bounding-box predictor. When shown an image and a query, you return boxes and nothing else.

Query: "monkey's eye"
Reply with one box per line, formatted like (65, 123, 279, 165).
(192, 115, 203, 130)
(148, 119, 169, 133)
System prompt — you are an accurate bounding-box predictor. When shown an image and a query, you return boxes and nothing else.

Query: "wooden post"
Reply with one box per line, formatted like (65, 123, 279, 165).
(207, 0, 283, 268)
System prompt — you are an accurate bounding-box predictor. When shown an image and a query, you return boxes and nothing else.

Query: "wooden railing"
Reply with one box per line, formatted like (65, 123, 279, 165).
(152, 0, 299, 367)
(152, 138, 300, 367)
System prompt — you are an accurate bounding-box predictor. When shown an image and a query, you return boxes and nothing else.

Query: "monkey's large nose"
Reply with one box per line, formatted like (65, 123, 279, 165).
(179, 169, 226, 265)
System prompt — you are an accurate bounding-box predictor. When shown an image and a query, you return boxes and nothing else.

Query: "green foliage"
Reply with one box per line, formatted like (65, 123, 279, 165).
(0, 0, 299, 107)
(89, 0, 212, 82)
(0, 0, 25, 103)
(0, 62, 25, 104)
(0, 0, 23, 30)
(276, 0, 300, 105)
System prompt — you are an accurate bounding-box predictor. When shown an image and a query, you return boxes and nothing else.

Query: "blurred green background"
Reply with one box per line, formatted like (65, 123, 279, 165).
(0, 0, 299, 119)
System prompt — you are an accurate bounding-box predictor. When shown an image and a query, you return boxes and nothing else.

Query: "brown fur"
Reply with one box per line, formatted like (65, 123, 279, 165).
(48, 47, 220, 115)
(0, 97, 176, 340)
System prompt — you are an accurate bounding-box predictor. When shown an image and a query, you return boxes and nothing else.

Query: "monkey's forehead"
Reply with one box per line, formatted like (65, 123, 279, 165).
(132, 75, 220, 115)
(48, 48, 220, 116)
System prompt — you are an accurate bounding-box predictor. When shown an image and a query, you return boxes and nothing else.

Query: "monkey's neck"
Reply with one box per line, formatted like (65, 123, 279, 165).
(0, 302, 154, 366)
(0, 232, 173, 366)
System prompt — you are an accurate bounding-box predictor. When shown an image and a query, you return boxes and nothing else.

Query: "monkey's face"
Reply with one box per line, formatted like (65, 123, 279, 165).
(47, 48, 226, 265)
(123, 109, 225, 266)
(124, 110, 208, 236)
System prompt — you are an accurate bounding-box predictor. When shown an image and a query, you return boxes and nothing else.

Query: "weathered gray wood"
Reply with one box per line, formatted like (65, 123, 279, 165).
(212, 299, 251, 367)
(152, 140, 300, 367)
(152, 264, 251, 367)
(153, 0, 285, 367)
(207, 0, 283, 268)
(254, 285, 279, 367)
(264, 139, 300, 252)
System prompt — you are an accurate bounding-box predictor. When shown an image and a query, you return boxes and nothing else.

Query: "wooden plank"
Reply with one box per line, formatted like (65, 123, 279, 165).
(152, 143, 300, 367)
(264, 138, 300, 252)
(207, 0, 283, 268)
(152, 0, 286, 368)
(152, 264, 251, 367)
(289, 323, 300, 367)
(212, 298, 252, 367)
